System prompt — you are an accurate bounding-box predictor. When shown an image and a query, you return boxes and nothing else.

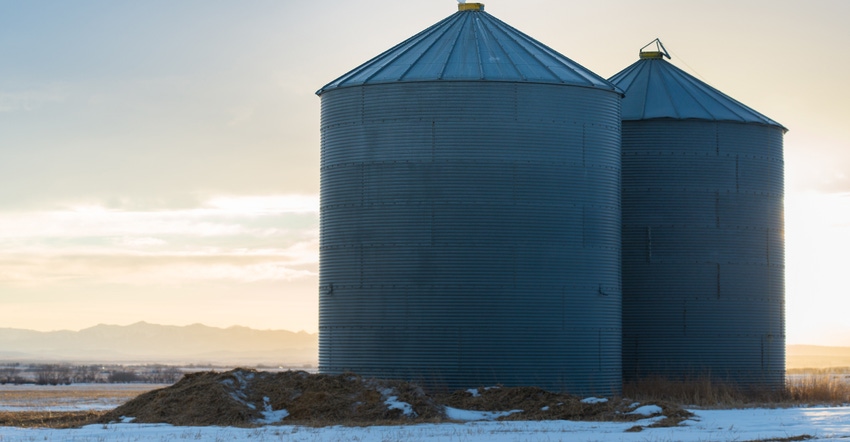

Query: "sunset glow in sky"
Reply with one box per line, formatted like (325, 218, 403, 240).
(1, 0, 849, 346)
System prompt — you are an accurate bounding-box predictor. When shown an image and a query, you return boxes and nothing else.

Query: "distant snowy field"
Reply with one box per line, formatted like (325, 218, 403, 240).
(0, 383, 165, 412)
(1, 407, 850, 441)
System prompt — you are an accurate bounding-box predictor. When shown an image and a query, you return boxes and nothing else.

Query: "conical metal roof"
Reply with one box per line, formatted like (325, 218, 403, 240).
(609, 52, 785, 130)
(317, 3, 618, 95)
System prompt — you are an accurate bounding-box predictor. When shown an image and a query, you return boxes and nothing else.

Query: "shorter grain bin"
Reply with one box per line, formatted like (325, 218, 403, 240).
(317, 3, 623, 394)
(610, 41, 786, 388)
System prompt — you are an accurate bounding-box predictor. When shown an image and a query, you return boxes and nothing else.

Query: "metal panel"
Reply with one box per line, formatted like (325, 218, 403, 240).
(609, 58, 786, 130)
(316, 8, 618, 94)
(319, 81, 622, 394)
(619, 119, 785, 388)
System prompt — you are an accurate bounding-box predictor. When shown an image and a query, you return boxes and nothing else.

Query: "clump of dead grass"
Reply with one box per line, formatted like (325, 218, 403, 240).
(435, 385, 691, 424)
(623, 375, 850, 408)
(0, 410, 105, 429)
(787, 375, 850, 405)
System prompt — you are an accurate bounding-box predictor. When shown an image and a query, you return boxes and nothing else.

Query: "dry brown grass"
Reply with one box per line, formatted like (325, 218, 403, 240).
(0, 385, 155, 408)
(787, 375, 850, 404)
(625, 374, 850, 408)
(0, 410, 106, 428)
(623, 376, 780, 408)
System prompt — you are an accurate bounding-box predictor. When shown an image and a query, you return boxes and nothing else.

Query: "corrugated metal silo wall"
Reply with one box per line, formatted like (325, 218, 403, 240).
(621, 119, 785, 388)
(319, 81, 622, 395)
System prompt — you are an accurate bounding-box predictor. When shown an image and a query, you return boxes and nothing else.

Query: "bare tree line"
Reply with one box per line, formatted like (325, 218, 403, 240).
(0, 363, 183, 385)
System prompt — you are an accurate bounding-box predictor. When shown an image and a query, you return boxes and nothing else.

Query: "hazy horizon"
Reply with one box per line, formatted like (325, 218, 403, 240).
(2, 1, 849, 346)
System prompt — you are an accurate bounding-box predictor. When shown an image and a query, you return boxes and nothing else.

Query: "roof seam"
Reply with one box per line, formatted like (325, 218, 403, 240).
(471, 14, 485, 80)
(438, 14, 466, 80)
(318, 9, 617, 94)
(477, 12, 522, 80)
(487, 14, 560, 83)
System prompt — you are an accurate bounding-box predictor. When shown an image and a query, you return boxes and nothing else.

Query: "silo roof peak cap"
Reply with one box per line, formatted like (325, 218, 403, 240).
(639, 38, 671, 60)
(457, 2, 484, 11)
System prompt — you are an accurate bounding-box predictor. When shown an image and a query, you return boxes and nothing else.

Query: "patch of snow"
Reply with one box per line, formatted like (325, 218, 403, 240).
(119, 416, 135, 423)
(379, 387, 394, 396)
(466, 388, 480, 397)
(222, 370, 256, 409)
(628, 401, 640, 409)
(258, 408, 290, 424)
(628, 405, 663, 416)
(541, 406, 550, 411)
(444, 406, 522, 421)
(256, 396, 289, 424)
(385, 396, 417, 417)
(1, 407, 850, 441)
(581, 397, 608, 404)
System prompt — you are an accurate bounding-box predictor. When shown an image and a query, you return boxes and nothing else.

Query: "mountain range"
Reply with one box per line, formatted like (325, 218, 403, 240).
(0, 322, 317, 366)
(0, 323, 846, 370)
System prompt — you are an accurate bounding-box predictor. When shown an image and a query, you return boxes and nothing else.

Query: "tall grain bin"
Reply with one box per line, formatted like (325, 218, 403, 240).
(610, 41, 786, 388)
(316, 3, 623, 394)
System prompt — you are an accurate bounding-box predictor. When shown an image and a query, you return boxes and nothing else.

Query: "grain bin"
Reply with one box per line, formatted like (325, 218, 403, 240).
(610, 41, 786, 388)
(316, 3, 623, 394)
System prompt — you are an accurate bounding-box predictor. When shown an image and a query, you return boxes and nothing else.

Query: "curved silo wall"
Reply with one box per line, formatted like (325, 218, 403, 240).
(319, 81, 622, 394)
(621, 119, 785, 388)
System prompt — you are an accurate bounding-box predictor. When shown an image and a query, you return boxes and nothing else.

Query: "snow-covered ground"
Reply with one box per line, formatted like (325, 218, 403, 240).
(1, 407, 849, 441)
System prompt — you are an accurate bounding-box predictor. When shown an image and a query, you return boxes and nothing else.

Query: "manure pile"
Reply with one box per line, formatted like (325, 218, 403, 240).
(98, 369, 690, 428)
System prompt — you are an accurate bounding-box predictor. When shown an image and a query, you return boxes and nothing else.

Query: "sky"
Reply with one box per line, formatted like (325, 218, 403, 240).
(1, 0, 849, 345)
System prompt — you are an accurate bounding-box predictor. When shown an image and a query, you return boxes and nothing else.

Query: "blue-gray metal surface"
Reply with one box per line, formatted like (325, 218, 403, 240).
(611, 57, 785, 388)
(610, 57, 785, 129)
(317, 7, 619, 95)
(318, 79, 622, 393)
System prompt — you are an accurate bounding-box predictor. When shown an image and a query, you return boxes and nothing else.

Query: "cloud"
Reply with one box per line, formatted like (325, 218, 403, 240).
(0, 194, 319, 287)
(0, 88, 66, 112)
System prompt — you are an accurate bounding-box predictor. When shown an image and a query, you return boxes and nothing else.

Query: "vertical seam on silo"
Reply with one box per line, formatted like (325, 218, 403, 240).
(766, 230, 771, 266)
(561, 287, 565, 331)
(735, 155, 740, 193)
(646, 226, 652, 263)
(715, 191, 720, 228)
(715, 123, 720, 156)
(360, 163, 364, 290)
(431, 120, 436, 162)
(598, 329, 602, 372)
(582, 124, 587, 169)
(716, 263, 721, 300)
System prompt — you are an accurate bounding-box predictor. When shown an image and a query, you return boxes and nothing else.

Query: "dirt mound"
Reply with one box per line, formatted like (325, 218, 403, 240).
(98, 369, 691, 428)
(437, 386, 686, 424)
(99, 369, 442, 427)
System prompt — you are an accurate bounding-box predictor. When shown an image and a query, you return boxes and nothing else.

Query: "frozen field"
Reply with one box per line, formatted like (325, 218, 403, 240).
(0, 383, 165, 412)
(0, 406, 849, 441)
